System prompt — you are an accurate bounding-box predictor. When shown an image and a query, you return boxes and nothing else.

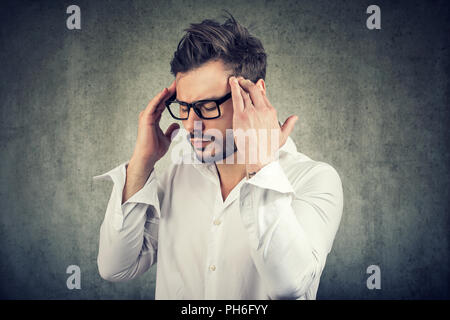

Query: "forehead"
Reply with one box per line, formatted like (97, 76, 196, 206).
(175, 60, 232, 102)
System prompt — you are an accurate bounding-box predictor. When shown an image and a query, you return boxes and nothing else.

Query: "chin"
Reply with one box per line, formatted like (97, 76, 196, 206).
(195, 147, 237, 164)
(190, 141, 217, 163)
(190, 138, 237, 164)
(194, 148, 221, 163)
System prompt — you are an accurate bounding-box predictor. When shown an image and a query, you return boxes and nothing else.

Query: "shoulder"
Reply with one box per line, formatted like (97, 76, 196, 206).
(280, 148, 344, 233)
(279, 146, 343, 199)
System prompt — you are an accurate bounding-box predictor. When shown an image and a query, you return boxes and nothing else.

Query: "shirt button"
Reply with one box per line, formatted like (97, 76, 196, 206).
(213, 219, 221, 226)
(209, 265, 216, 271)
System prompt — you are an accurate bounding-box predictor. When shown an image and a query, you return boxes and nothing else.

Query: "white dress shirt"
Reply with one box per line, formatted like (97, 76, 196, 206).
(93, 136, 343, 300)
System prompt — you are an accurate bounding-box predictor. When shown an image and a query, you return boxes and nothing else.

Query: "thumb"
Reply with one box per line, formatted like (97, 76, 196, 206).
(281, 115, 298, 137)
(164, 123, 180, 141)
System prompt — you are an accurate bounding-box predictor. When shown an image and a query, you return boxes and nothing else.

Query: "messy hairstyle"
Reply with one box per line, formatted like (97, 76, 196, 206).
(170, 13, 267, 82)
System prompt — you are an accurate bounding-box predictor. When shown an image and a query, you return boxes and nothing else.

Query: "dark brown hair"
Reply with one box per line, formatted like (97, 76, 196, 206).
(170, 13, 267, 82)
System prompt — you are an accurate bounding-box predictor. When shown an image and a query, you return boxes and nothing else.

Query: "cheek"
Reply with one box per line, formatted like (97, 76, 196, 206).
(203, 103, 234, 140)
(218, 119, 233, 138)
(220, 104, 234, 127)
(202, 120, 229, 145)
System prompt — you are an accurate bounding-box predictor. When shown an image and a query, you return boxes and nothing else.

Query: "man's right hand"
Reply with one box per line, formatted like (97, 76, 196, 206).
(123, 80, 179, 203)
(129, 80, 179, 174)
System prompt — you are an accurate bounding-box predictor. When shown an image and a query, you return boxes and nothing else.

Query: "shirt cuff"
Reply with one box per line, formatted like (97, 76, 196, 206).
(245, 160, 295, 194)
(93, 161, 160, 222)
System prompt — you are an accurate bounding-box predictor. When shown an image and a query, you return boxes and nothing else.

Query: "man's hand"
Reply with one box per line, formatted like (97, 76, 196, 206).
(123, 80, 179, 204)
(129, 80, 180, 176)
(229, 76, 298, 177)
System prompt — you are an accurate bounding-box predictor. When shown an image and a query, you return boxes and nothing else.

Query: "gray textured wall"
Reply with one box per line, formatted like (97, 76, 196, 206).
(0, 0, 449, 299)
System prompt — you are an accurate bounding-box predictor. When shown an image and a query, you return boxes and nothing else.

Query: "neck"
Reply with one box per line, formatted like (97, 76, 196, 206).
(214, 152, 247, 200)
(215, 162, 247, 184)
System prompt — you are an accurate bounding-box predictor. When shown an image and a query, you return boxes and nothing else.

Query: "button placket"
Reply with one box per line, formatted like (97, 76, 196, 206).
(204, 192, 223, 298)
(211, 187, 226, 230)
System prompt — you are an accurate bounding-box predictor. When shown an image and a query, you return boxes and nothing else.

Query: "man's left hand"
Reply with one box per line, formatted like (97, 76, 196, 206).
(229, 76, 298, 177)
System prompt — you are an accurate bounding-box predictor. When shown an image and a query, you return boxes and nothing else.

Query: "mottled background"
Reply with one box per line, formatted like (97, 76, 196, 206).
(0, 0, 449, 299)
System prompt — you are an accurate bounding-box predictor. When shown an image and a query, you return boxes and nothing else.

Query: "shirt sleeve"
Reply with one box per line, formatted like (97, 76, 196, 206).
(238, 160, 344, 299)
(92, 161, 162, 282)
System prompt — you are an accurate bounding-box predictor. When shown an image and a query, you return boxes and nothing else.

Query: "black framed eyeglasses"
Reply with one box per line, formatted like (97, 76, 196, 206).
(165, 92, 232, 120)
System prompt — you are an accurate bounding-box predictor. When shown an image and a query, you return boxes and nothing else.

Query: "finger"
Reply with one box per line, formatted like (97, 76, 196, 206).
(156, 79, 177, 110)
(163, 79, 176, 102)
(154, 96, 169, 115)
(237, 78, 266, 109)
(229, 76, 244, 113)
(281, 115, 299, 137)
(261, 92, 274, 109)
(153, 107, 165, 124)
(234, 76, 253, 109)
(164, 123, 180, 141)
(153, 80, 177, 117)
(153, 97, 170, 122)
(240, 86, 254, 110)
(167, 79, 176, 93)
(145, 87, 169, 115)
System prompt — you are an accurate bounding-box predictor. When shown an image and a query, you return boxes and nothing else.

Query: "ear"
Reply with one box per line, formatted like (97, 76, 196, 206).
(255, 79, 266, 95)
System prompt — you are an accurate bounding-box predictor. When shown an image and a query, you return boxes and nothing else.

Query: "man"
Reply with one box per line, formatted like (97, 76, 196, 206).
(93, 14, 343, 300)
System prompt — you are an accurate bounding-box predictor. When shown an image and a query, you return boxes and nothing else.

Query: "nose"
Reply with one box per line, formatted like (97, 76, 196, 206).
(183, 108, 204, 135)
